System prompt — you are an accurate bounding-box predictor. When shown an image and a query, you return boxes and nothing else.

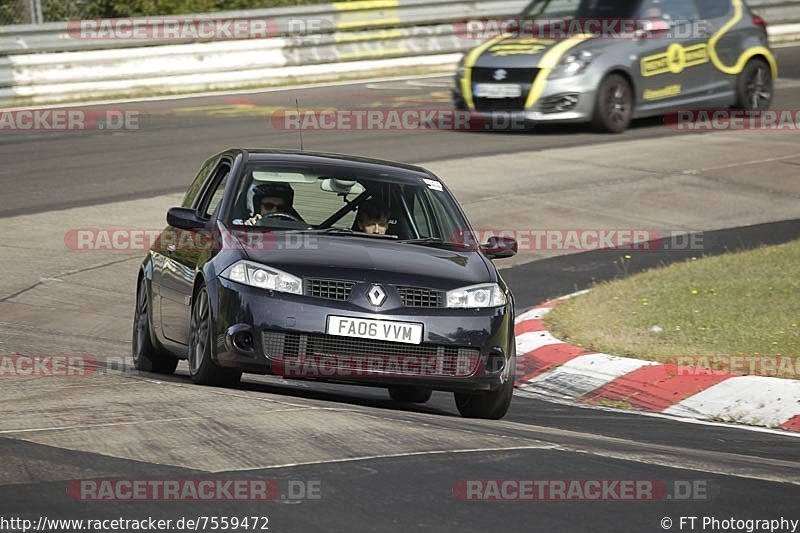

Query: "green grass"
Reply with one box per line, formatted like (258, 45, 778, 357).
(545, 240, 800, 363)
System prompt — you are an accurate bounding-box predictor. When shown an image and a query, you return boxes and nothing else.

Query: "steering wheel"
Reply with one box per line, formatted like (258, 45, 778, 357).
(262, 212, 302, 223)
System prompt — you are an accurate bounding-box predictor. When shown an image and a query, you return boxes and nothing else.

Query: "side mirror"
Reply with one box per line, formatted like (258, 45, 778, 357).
(481, 236, 517, 260)
(167, 207, 206, 230)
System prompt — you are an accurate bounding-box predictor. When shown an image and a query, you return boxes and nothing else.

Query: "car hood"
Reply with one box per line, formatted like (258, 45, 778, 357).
(472, 35, 598, 69)
(234, 232, 494, 290)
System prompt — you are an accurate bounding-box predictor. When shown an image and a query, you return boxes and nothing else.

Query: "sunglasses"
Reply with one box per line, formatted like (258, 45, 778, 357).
(260, 201, 285, 211)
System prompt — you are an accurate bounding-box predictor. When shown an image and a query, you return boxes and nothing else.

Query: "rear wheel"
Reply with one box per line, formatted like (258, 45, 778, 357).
(188, 286, 242, 387)
(735, 58, 772, 111)
(388, 387, 432, 403)
(454, 356, 515, 419)
(132, 276, 178, 374)
(591, 74, 633, 133)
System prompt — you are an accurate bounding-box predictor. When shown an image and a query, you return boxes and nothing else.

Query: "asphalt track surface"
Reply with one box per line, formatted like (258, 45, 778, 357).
(0, 47, 799, 533)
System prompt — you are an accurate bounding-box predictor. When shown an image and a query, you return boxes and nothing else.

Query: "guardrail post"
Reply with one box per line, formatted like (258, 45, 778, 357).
(28, 0, 43, 24)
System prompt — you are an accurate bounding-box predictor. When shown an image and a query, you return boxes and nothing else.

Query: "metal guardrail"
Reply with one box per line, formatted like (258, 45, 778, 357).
(0, 0, 798, 106)
(0, 0, 526, 56)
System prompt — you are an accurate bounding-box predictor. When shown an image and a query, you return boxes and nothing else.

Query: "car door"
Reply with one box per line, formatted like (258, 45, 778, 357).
(635, 0, 710, 109)
(151, 156, 218, 343)
(159, 158, 232, 344)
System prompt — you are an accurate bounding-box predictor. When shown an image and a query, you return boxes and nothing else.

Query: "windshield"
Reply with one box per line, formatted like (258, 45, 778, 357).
(522, 0, 641, 19)
(228, 162, 471, 243)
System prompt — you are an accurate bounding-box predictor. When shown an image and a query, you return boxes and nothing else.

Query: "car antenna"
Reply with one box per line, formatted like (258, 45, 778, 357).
(295, 98, 304, 152)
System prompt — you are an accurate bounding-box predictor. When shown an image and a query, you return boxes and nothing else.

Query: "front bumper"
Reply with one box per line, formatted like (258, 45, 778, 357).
(453, 71, 598, 124)
(209, 277, 515, 392)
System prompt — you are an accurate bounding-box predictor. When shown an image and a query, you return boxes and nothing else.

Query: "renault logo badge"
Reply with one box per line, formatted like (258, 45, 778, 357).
(367, 285, 387, 306)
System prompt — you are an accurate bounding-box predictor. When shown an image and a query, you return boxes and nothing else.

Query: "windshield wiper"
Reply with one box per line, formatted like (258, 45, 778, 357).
(292, 228, 398, 239)
(400, 237, 472, 249)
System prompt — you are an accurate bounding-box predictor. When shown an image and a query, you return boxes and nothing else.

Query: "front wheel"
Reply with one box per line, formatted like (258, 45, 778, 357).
(188, 286, 242, 387)
(734, 58, 772, 111)
(591, 74, 633, 133)
(132, 276, 178, 374)
(454, 356, 515, 419)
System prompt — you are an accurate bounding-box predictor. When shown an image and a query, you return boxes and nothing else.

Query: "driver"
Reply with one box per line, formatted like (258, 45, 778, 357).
(244, 182, 295, 226)
(641, 0, 663, 19)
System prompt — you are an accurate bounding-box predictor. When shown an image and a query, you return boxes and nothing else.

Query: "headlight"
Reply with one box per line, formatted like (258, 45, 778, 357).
(550, 50, 597, 79)
(446, 283, 507, 308)
(220, 260, 302, 295)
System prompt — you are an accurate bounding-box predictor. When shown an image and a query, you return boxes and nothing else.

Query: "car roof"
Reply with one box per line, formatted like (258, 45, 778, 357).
(236, 149, 434, 184)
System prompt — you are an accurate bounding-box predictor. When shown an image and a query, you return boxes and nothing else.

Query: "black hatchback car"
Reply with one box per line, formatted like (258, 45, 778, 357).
(133, 150, 518, 419)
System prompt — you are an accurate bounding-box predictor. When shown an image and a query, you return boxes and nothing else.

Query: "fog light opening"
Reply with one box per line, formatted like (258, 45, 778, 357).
(232, 330, 254, 353)
(555, 95, 579, 112)
(486, 350, 506, 373)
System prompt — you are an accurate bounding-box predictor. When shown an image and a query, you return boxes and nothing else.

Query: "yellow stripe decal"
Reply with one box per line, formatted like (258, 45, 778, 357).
(708, 0, 778, 78)
(460, 36, 504, 111)
(333, 0, 398, 11)
(525, 34, 592, 109)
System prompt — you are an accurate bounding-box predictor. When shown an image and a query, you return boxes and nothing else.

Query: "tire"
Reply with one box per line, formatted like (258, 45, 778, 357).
(591, 74, 633, 133)
(454, 355, 515, 420)
(188, 285, 242, 387)
(388, 387, 433, 403)
(734, 58, 772, 111)
(132, 276, 179, 374)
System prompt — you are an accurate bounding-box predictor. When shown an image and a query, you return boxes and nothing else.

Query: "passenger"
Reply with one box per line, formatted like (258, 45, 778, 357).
(356, 198, 390, 235)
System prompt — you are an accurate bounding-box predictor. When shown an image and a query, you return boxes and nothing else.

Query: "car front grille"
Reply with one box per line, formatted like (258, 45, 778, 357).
(471, 67, 536, 84)
(305, 278, 355, 301)
(262, 331, 481, 378)
(397, 286, 444, 308)
(471, 68, 539, 113)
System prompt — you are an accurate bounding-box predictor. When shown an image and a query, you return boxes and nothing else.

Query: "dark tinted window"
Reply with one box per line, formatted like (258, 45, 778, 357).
(523, 0, 639, 18)
(640, 0, 697, 22)
(200, 163, 232, 218)
(696, 0, 731, 20)
(181, 156, 218, 208)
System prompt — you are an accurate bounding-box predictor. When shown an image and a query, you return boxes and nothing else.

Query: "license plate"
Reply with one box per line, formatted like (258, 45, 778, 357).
(327, 316, 423, 345)
(473, 83, 522, 99)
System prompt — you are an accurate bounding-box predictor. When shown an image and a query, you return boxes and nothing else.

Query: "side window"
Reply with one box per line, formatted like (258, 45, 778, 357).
(199, 162, 232, 218)
(525, 0, 579, 17)
(662, 0, 698, 23)
(695, 0, 730, 20)
(639, 0, 697, 22)
(181, 157, 218, 208)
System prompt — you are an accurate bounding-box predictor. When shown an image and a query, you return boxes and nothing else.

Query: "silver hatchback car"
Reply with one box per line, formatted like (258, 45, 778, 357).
(453, 0, 777, 132)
